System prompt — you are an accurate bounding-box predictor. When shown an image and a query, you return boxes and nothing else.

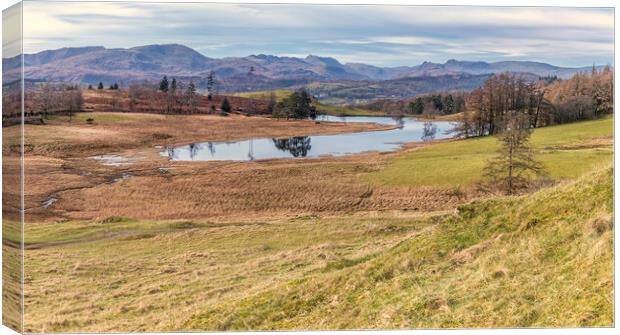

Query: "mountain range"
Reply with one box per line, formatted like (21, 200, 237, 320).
(2, 43, 605, 100)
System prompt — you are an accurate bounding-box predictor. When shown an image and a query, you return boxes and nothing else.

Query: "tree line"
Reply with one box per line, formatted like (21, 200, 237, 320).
(111, 75, 231, 115)
(33, 83, 84, 121)
(452, 67, 613, 138)
(358, 93, 467, 116)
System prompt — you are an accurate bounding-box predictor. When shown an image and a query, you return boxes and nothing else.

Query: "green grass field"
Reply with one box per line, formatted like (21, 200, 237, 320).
(368, 117, 613, 187)
(232, 90, 384, 116)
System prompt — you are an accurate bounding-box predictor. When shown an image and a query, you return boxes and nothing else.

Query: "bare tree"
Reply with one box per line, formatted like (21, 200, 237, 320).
(449, 109, 476, 138)
(38, 83, 55, 119)
(67, 86, 83, 122)
(183, 81, 198, 114)
(110, 89, 123, 112)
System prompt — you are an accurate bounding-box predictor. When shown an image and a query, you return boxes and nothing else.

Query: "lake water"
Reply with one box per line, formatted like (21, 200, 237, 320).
(161, 115, 454, 161)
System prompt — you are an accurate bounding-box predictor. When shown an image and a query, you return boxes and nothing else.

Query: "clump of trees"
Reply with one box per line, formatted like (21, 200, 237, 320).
(359, 93, 466, 116)
(36, 83, 84, 120)
(272, 89, 316, 119)
(408, 94, 466, 115)
(155, 76, 201, 114)
(454, 68, 613, 138)
(545, 66, 613, 123)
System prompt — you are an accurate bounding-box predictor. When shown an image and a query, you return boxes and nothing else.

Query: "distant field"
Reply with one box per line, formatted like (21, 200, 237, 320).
(231, 90, 293, 102)
(232, 90, 386, 116)
(48, 112, 137, 124)
(368, 117, 613, 187)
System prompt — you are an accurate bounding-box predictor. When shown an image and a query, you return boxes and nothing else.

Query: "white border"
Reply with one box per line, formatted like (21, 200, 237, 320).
(0, 1, 617, 335)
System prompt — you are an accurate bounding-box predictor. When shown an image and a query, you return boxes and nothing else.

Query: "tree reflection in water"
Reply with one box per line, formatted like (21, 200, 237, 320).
(391, 116, 405, 128)
(166, 147, 178, 160)
(272, 136, 312, 157)
(188, 143, 202, 160)
(422, 121, 438, 141)
(207, 142, 215, 156)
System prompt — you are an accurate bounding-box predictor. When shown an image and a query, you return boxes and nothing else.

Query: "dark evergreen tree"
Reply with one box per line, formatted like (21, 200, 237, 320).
(221, 97, 232, 113)
(431, 95, 444, 111)
(159, 76, 169, 92)
(97, 82, 104, 90)
(411, 98, 424, 114)
(443, 95, 455, 114)
(206, 71, 216, 100)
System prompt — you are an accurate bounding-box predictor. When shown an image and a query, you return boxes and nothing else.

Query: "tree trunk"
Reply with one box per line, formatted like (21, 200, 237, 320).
(508, 140, 514, 195)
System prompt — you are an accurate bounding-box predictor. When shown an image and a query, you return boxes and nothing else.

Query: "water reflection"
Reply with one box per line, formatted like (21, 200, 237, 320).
(422, 122, 438, 141)
(392, 116, 405, 129)
(161, 116, 453, 161)
(189, 143, 202, 160)
(273, 137, 312, 157)
(166, 147, 178, 160)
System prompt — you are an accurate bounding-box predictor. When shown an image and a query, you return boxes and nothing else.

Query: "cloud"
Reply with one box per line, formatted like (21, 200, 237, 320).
(16, 2, 614, 67)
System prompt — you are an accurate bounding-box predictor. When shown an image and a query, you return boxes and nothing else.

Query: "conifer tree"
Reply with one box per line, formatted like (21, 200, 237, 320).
(159, 76, 169, 92)
(221, 97, 231, 113)
(483, 114, 546, 195)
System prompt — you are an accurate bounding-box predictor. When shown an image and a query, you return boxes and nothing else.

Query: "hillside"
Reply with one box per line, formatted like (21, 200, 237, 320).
(13, 117, 613, 332)
(185, 165, 613, 329)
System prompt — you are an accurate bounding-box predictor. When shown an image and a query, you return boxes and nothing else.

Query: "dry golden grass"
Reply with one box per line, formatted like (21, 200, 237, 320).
(21, 212, 438, 332)
(18, 166, 613, 332)
(54, 156, 463, 222)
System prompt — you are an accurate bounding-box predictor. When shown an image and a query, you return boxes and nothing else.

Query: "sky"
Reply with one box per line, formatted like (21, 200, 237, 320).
(5, 1, 615, 67)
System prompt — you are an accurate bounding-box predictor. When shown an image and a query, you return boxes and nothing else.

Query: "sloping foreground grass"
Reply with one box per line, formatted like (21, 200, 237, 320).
(185, 166, 613, 330)
(22, 211, 446, 332)
(369, 117, 613, 187)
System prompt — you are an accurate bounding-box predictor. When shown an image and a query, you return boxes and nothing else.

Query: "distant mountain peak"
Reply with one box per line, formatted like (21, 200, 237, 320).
(3, 43, 605, 91)
(305, 55, 342, 65)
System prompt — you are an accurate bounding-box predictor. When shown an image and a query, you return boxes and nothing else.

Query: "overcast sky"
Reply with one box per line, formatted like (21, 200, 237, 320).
(9, 1, 615, 67)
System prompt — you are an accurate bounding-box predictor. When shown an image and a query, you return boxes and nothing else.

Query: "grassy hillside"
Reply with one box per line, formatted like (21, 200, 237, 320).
(21, 166, 613, 332)
(368, 117, 613, 187)
(232, 90, 385, 116)
(185, 165, 613, 330)
(17, 116, 614, 332)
